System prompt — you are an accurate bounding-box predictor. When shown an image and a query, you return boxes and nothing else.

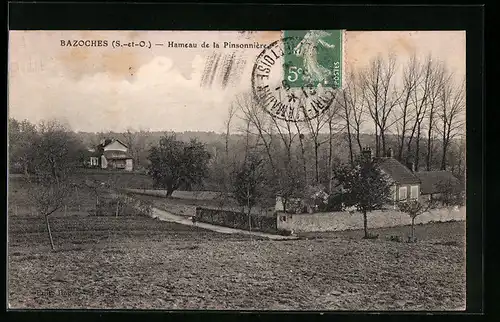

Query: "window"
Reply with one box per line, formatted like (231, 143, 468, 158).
(410, 185, 419, 199)
(90, 157, 98, 166)
(398, 186, 407, 201)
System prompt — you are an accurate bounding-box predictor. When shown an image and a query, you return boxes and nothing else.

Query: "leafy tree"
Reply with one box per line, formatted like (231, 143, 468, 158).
(147, 134, 211, 197)
(25, 120, 85, 251)
(233, 155, 265, 231)
(397, 199, 435, 243)
(8, 118, 37, 174)
(435, 179, 465, 207)
(332, 155, 392, 238)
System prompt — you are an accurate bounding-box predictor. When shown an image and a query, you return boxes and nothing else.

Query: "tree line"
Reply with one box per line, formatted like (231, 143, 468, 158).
(207, 53, 465, 212)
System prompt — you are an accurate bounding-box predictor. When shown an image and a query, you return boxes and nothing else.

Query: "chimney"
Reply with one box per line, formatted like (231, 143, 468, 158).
(387, 148, 393, 158)
(362, 147, 372, 160)
(406, 161, 415, 172)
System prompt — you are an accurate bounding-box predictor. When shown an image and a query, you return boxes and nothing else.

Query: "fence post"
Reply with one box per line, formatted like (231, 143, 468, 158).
(64, 205, 67, 215)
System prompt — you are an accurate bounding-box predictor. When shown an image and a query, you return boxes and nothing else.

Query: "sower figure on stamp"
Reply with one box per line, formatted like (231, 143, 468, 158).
(293, 30, 335, 85)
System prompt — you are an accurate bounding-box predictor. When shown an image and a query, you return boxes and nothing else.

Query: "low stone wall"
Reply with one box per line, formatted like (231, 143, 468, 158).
(277, 207, 465, 232)
(195, 207, 278, 234)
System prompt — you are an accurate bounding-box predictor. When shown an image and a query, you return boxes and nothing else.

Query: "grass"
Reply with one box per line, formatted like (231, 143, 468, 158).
(8, 178, 466, 310)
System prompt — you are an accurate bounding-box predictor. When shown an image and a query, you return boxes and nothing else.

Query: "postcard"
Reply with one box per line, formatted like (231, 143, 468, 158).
(8, 30, 466, 310)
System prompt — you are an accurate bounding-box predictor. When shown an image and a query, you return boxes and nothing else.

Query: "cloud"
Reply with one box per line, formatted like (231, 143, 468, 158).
(9, 55, 245, 133)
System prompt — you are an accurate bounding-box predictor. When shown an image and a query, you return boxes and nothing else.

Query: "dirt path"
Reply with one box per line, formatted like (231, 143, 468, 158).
(150, 207, 297, 240)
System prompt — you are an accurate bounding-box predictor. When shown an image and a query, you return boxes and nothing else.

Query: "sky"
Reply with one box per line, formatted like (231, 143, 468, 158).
(8, 30, 466, 133)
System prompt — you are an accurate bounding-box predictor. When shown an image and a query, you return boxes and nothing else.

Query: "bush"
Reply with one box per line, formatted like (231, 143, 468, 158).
(136, 199, 153, 217)
(277, 229, 292, 236)
(195, 207, 278, 233)
(323, 193, 345, 212)
(387, 235, 402, 242)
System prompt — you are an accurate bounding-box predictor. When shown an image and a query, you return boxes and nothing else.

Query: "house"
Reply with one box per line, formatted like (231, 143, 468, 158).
(415, 170, 462, 202)
(86, 138, 134, 171)
(369, 148, 422, 204)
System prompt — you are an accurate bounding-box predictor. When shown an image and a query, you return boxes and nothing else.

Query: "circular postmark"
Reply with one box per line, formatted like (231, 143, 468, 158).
(251, 37, 337, 122)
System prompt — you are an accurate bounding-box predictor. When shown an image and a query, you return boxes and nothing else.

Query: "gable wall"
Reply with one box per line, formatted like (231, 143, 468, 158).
(103, 141, 128, 152)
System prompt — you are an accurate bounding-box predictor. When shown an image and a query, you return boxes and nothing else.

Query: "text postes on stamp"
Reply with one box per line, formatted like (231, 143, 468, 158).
(251, 30, 343, 122)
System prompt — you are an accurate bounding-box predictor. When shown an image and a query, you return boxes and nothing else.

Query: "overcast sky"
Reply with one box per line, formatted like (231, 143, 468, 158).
(8, 30, 465, 133)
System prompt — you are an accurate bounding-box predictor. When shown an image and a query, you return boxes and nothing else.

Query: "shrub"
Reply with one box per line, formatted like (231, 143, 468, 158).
(323, 193, 345, 212)
(387, 235, 402, 242)
(277, 229, 292, 236)
(136, 199, 153, 217)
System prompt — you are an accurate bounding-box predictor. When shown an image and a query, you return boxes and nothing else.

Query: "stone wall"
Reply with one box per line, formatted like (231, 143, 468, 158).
(277, 207, 465, 232)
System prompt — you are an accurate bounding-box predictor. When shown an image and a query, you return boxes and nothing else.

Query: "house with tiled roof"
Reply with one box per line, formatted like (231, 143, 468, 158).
(415, 170, 462, 201)
(363, 148, 421, 204)
(86, 138, 134, 171)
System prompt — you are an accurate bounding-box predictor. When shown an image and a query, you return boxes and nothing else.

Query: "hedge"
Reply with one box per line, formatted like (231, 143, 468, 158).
(195, 207, 277, 234)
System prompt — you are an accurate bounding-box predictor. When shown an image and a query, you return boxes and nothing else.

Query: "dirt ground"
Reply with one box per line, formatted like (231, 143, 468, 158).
(8, 210, 466, 310)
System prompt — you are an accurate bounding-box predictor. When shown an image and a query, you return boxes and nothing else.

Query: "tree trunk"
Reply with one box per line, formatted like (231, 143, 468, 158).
(411, 217, 416, 242)
(440, 141, 448, 170)
(356, 131, 363, 153)
(314, 143, 320, 184)
(46, 215, 55, 251)
(345, 117, 354, 165)
(380, 128, 386, 157)
(363, 211, 368, 238)
(426, 106, 435, 171)
(415, 124, 421, 171)
(166, 186, 175, 198)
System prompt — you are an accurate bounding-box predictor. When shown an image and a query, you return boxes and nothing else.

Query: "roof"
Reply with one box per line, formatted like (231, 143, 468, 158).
(415, 171, 461, 195)
(102, 150, 133, 160)
(375, 157, 420, 185)
(99, 138, 129, 149)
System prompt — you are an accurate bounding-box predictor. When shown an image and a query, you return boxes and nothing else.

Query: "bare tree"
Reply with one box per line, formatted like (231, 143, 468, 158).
(408, 55, 434, 170)
(337, 70, 365, 164)
(437, 74, 465, 170)
(397, 199, 435, 243)
(394, 54, 420, 161)
(235, 93, 277, 173)
(360, 54, 401, 157)
(25, 120, 84, 251)
(425, 60, 446, 170)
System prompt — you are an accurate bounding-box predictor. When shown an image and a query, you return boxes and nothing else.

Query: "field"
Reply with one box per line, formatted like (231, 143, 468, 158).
(8, 177, 466, 310)
(8, 217, 466, 310)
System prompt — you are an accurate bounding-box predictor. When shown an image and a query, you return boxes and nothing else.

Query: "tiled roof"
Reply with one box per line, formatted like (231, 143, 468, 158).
(375, 157, 420, 185)
(103, 150, 132, 160)
(415, 171, 461, 195)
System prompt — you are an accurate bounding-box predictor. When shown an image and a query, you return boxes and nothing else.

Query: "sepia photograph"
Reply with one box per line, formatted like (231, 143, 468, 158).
(8, 29, 466, 310)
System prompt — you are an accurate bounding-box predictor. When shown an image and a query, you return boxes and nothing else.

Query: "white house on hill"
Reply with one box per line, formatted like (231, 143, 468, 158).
(87, 138, 134, 171)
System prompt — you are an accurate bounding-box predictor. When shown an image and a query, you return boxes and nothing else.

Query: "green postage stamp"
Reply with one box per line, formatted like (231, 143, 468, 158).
(252, 30, 344, 122)
(283, 30, 343, 89)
